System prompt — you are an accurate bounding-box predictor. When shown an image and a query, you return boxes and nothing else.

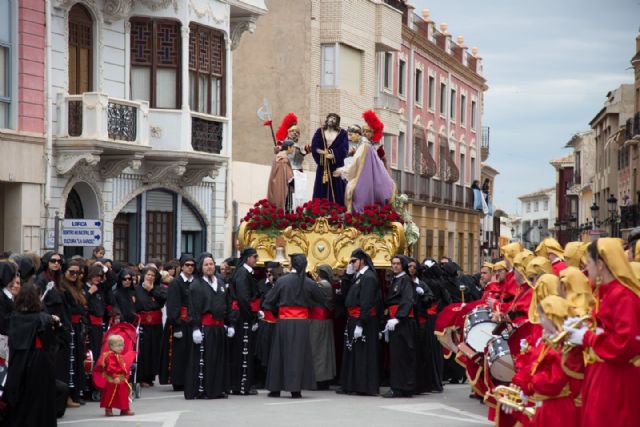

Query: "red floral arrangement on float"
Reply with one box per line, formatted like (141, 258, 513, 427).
(242, 199, 401, 236)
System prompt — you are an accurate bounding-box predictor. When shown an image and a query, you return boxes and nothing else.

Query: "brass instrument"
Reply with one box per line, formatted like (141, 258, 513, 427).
(492, 385, 536, 418)
(546, 315, 591, 347)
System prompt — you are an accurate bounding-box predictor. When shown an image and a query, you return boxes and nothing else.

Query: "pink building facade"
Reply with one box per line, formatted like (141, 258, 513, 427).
(0, 0, 47, 253)
(377, 7, 488, 270)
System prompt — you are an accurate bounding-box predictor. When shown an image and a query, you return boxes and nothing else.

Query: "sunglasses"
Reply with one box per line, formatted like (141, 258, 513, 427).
(50, 259, 62, 264)
(123, 276, 133, 281)
(184, 263, 195, 267)
(349, 259, 358, 264)
(67, 270, 80, 276)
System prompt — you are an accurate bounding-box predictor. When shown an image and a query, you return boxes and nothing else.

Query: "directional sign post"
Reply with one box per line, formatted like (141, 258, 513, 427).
(62, 219, 103, 247)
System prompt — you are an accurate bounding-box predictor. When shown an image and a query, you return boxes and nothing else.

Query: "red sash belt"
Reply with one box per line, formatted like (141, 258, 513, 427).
(106, 304, 113, 313)
(89, 315, 103, 326)
(139, 310, 162, 325)
(309, 307, 332, 320)
(427, 303, 438, 315)
(0, 357, 6, 365)
(180, 306, 189, 321)
(388, 305, 414, 319)
(201, 313, 224, 327)
(418, 317, 428, 325)
(279, 306, 309, 319)
(71, 314, 82, 324)
(262, 310, 278, 323)
(35, 336, 42, 349)
(347, 306, 377, 318)
(231, 298, 262, 312)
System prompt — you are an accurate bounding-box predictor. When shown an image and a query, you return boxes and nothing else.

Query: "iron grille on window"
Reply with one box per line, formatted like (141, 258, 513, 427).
(68, 100, 83, 137)
(191, 117, 223, 154)
(108, 102, 137, 141)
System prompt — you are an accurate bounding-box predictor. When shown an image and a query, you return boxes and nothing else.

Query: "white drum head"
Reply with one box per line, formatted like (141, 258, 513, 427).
(465, 322, 496, 352)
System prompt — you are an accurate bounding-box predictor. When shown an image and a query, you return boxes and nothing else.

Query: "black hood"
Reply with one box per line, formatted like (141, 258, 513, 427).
(196, 252, 214, 277)
(289, 253, 308, 299)
(0, 261, 17, 288)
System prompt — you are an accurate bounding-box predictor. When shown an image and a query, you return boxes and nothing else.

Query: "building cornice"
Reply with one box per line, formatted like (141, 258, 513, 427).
(402, 26, 488, 91)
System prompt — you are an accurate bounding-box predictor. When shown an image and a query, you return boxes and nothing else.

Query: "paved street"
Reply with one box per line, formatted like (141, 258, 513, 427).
(59, 384, 490, 427)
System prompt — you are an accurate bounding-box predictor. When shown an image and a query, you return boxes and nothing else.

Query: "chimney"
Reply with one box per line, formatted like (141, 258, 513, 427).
(435, 22, 451, 51)
(452, 35, 467, 63)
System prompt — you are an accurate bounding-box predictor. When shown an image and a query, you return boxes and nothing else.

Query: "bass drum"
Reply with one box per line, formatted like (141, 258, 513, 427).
(463, 306, 497, 352)
(487, 336, 515, 383)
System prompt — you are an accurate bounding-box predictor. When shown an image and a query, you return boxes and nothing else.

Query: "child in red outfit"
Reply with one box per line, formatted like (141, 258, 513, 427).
(99, 334, 134, 417)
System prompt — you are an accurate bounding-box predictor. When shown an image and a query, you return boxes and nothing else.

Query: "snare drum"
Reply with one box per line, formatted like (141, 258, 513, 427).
(464, 306, 497, 352)
(487, 336, 515, 383)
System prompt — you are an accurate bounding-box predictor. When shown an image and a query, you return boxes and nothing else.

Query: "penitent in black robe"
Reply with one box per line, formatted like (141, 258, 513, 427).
(339, 268, 381, 395)
(254, 278, 277, 378)
(184, 274, 230, 399)
(386, 273, 417, 395)
(263, 272, 328, 393)
(160, 275, 193, 389)
(134, 284, 166, 384)
(228, 266, 258, 394)
(4, 311, 58, 427)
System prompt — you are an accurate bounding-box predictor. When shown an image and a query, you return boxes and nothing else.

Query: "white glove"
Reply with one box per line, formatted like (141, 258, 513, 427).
(227, 326, 236, 338)
(252, 323, 259, 332)
(595, 327, 604, 335)
(519, 390, 528, 405)
(173, 331, 183, 339)
(353, 325, 363, 339)
(566, 325, 588, 346)
(502, 403, 514, 415)
(386, 318, 400, 332)
(563, 316, 581, 330)
(346, 263, 354, 275)
(192, 329, 203, 344)
(258, 310, 265, 320)
(415, 287, 425, 296)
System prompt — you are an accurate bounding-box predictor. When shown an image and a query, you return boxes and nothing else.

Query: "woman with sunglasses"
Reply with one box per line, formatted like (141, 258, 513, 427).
(112, 269, 137, 324)
(34, 252, 62, 296)
(83, 265, 107, 377)
(135, 266, 166, 387)
(62, 259, 90, 405)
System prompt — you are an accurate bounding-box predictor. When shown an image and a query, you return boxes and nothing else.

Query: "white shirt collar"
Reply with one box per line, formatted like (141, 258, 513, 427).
(243, 264, 254, 274)
(291, 269, 297, 273)
(413, 277, 419, 284)
(357, 266, 369, 276)
(204, 275, 218, 292)
(2, 288, 13, 301)
(395, 272, 407, 278)
(180, 272, 193, 283)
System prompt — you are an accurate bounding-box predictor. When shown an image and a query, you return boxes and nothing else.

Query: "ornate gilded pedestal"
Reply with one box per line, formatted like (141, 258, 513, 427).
(237, 217, 405, 272)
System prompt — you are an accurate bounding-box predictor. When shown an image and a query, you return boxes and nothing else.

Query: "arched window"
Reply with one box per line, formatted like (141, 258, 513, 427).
(68, 4, 93, 94)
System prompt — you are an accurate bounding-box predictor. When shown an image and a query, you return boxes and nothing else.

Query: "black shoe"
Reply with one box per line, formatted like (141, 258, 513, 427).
(74, 399, 86, 406)
(212, 393, 228, 399)
(291, 392, 302, 399)
(268, 391, 281, 398)
(230, 390, 241, 395)
(381, 390, 403, 398)
(172, 385, 184, 392)
(335, 389, 348, 395)
(243, 389, 258, 396)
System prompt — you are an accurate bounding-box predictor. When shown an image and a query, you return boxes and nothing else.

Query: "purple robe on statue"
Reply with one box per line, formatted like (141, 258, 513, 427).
(311, 128, 348, 206)
(343, 142, 395, 213)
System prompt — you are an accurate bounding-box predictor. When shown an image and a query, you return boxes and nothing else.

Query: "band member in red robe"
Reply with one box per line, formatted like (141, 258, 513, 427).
(98, 334, 134, 416)
(565, 238, 640, 427)
(535, 238, 567, 276)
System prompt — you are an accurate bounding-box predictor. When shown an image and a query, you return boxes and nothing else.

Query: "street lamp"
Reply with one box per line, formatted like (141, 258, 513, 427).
(590, 202, 600, 229)
(607, 194, 618, 237)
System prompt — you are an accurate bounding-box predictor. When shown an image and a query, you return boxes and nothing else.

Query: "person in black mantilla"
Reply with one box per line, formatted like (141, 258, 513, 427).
(184, 253, 232, 399)
(160, 254, 196, 391)
(336, 248, 381, 396)
(382, 255, 417, 398)
(228, 247, 260, 395)
(263, 254, 329, 398)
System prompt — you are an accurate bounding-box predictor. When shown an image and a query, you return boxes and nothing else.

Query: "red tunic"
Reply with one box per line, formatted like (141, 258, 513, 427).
(99, 351, 131, 411)
(581, 280, 640, 427)
(551, 260, 567, 276)
(497, 272, 519, 314)
(481, 281, 503, 305)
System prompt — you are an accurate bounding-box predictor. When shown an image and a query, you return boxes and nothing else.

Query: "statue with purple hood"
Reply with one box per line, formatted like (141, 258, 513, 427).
(311, 113, 349, 206)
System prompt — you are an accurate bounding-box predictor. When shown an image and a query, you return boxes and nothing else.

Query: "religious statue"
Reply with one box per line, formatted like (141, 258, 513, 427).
(311, 113, 348, 206)
(275, 112, 309, 209)
(267, 140, 294, 211)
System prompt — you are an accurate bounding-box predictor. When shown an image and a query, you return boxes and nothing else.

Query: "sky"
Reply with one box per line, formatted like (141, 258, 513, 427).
(411, 0, 640, 214)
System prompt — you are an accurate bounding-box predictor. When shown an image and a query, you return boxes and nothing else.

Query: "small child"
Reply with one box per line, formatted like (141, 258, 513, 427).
(99, 334, 134, 417)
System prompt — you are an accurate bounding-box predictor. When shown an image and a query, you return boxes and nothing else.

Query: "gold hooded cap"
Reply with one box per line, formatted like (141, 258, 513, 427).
(529, 273, 560, 323)
(539, 295, 570, 330)
(594, 238, 640, 298)
(564, 241, 589, 268)
(630, 261, 640, 281)
(635, 241, 640, 263)
(482, 262, 494, 271)
(559, 266, 594, 317)
(493, 260, 507, 272)
(525, 256, 553, 279)
(535, 237, 565, 259)
(501, 242, 523, 266)
(512, 249, 534, 285)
